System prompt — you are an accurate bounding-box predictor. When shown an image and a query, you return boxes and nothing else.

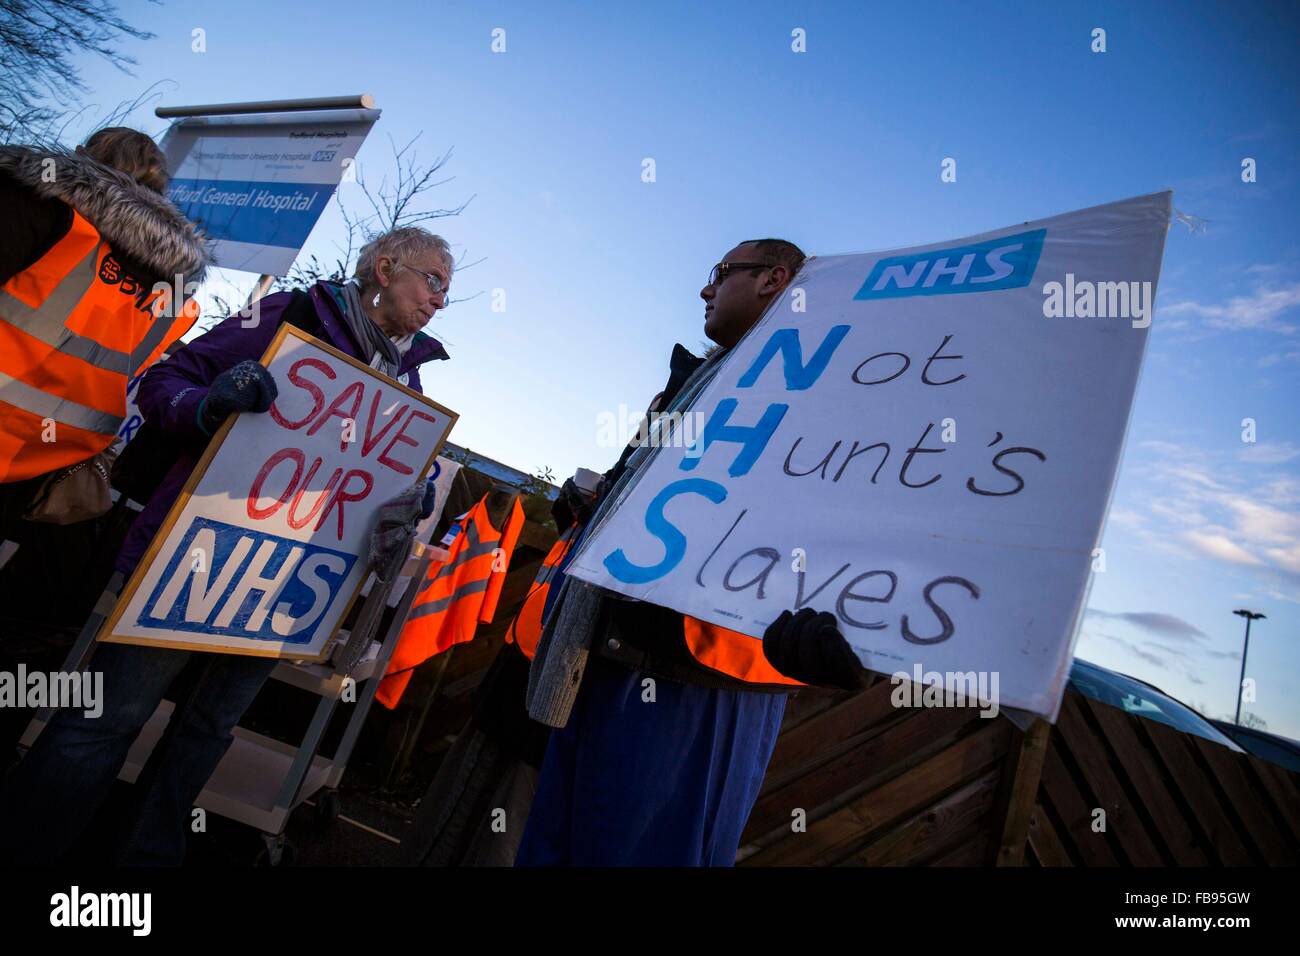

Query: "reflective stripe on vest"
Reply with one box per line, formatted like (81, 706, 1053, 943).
(0, 208, 199, 481)
(405, 515, 503, 621)
(377, 496, 526, 709)
(507, 526, 576, 660)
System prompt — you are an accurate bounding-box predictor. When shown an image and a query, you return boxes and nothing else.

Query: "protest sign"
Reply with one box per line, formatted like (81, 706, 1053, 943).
(159, 108, 378, 275)
(566, 192, 1171, 720)
(101, 325, 457, 660)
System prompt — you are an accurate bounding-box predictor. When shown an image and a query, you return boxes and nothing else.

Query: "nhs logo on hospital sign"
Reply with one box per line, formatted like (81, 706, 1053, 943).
(853, 229, 1046, 300)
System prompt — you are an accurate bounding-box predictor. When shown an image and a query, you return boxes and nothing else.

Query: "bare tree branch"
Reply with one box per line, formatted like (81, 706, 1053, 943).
(0, 0, 156, 143)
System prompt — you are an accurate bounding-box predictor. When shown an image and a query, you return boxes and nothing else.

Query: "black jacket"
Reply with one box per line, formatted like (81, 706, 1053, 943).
(0, 145, 208, 291)
(589, 344, 792, 693)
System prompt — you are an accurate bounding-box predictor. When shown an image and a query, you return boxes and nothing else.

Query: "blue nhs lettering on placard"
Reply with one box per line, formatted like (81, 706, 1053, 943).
(853, 228, 1045, 300)
(604, 323, 850, 585)
(138, 516, 355, 643)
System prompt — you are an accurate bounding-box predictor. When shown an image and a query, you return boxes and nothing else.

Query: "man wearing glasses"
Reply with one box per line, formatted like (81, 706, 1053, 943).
(517, 239, 867, 866)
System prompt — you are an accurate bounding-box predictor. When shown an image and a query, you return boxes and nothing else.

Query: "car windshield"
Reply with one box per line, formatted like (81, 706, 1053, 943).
(1069, 659, 1243, 751)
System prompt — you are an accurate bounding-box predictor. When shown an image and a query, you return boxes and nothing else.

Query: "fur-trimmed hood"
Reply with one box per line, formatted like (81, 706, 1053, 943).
(0, 144, 211, 286)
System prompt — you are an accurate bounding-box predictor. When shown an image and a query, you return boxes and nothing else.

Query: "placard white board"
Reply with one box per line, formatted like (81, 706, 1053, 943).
(566, 192, 1171, 720)
(102, 325, 457, 660)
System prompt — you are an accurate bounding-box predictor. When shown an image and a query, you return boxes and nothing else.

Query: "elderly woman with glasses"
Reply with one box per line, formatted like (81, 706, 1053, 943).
(0, 226, 455, 866)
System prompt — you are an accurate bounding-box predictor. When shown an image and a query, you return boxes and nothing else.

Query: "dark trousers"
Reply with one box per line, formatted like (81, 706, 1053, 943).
(0, 641, 276, 865)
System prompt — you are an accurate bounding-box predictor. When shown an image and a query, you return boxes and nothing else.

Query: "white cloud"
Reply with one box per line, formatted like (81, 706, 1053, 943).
(1182, 530, 1265, 566)
(1258, 349, 1300, 367)
(1263, 543, 1300, 574)
(1162, 281, 1300, 333)
(1238, 441, 1300, 465)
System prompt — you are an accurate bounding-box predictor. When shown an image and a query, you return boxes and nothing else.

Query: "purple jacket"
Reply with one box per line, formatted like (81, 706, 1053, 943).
(116, 281, 449, 574)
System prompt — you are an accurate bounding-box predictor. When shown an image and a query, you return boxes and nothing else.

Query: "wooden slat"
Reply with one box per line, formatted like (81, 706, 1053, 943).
(1248, 757, 1300, 845)
(1055, 692, 1164, 864)
(1026, 803, 1073, 866)
(1038, 741, 1119, 866)
(1079, 696, 1209, 865)
(776, 687, 848, 736)
(742, 718, 1010, 866)
(1142, 719, 1253, 865)
(1191, 735, 1296, 864)
(744, 703, 978, 840)
(989, 717, 1051, 866)
(839, 767, 1000, 866)
(928, 826, 990, 866)
(762, 679, 904, 789)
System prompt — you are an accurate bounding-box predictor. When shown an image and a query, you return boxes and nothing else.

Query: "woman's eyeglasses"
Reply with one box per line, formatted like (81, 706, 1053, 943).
(397, 263, 448, 295)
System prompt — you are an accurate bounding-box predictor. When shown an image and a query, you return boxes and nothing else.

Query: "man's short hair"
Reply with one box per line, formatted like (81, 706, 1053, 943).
(81, 127, 169, 195)
(742, 238, 806, 276)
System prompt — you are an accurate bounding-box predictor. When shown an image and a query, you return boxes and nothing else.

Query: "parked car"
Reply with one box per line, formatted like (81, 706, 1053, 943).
(1208, 719, 1300, 773)
(1068, 658, 1245, 753)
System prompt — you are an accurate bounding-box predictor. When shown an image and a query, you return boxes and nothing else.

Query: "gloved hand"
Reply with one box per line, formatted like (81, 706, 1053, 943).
(199, 360, 278, 434)
(369, 478, 437, 582)
(762, 608, 866, 691)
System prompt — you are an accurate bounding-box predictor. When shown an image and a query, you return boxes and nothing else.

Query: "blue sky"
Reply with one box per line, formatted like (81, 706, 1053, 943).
(56, 0, 1299, 736)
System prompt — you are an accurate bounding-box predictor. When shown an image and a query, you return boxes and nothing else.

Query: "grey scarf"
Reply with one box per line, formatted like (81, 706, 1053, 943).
(526, 346, 732, 727)
(338, 281, 404, 378)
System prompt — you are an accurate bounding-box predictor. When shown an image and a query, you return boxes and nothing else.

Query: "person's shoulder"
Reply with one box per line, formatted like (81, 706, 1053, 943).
(410, 330, 450, 364)
(0, 168, 74, 283)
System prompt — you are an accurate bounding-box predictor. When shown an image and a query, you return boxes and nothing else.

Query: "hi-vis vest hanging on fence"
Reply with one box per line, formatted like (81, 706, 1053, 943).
(377, 494, 527, 709)
(507, 525, 576, 660)
(0, 209, 199, 482)
(507, 523, 800, 686)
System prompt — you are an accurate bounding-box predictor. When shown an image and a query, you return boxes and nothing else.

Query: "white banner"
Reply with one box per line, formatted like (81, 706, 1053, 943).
(102, 326, 457, 660)
(160, 108, 379, 276)
(566, 192, 1171, 720)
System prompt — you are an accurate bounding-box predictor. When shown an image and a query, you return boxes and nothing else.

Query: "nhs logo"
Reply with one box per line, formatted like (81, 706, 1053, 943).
(138, 517, 355, 644)
(854, 228, 1046, 300)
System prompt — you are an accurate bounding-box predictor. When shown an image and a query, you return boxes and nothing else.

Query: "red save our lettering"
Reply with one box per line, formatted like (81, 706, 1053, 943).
(246, 446, 372, 542)
(270, 357, 334, 430)
(250, 355, 438, 539)
(377, 409, 439, 476)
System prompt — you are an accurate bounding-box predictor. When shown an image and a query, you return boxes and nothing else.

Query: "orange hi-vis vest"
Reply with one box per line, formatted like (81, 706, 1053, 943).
(506, 525, 576, 660)
(377, 495, 527, 709)
(506, 525, 801, 687)
(0, 208, 199, 482)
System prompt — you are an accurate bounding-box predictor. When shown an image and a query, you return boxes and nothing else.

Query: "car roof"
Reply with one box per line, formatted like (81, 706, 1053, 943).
(1069, 657, 1244, 752)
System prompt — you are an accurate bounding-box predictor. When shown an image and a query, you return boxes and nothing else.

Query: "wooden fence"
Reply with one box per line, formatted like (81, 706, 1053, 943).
(737, 675, 1300, 866)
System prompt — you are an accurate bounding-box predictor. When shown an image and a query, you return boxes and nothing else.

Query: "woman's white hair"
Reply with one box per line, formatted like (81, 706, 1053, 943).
(353, 226, 453, 291)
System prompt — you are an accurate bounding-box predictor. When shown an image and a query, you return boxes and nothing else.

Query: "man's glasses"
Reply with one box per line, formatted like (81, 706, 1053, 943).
(397, 262, 448, 295)
(708, 261, 772, 287)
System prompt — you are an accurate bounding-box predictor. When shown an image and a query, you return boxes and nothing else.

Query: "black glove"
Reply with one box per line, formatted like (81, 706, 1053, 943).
(762, 608, 866, 691)
(199, 360, 278, 434)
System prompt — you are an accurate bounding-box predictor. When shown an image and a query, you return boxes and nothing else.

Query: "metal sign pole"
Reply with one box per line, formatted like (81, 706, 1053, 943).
(244, 274, 277, 310)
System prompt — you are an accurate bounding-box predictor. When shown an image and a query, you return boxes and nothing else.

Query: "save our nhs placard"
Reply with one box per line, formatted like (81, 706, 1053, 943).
(102, 326, 457, 661)
(567, 192, 1171, 720)
(160, 108, 378, 276)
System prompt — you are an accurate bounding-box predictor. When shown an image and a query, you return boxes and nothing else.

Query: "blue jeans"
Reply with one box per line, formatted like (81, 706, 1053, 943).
(0, 641, 276, 866)
(516, 655, 787, 866)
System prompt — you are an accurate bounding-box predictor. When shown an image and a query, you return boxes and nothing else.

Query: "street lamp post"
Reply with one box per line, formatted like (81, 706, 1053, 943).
(1232, 609, 1266, 726)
